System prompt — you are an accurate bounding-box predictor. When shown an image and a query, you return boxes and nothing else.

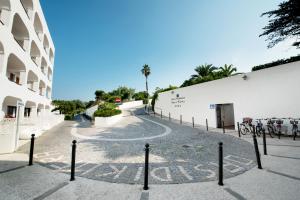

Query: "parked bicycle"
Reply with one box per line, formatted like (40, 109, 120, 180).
(240, 118, 254, 135)
(255, 119, 265, 137)
(290, 118, 299, 140)
(266, 118, 284, 138)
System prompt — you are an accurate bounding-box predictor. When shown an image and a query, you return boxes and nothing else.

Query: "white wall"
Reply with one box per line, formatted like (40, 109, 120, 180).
(155, 61, 300, 129)
(118, 100, 143, 109)
(85, 105, 98, 118)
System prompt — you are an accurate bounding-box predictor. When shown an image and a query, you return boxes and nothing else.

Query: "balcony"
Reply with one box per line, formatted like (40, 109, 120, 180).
(20, 0, 33, 20)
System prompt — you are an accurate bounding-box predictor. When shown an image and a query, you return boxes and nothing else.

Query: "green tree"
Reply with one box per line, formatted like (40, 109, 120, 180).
(191, 64, 217, 79)
(141, 64, 151, 98)
(218, 64, 237, 77)
(95, 90, 106, 101)
(151, 85, 177, 111)
(260, 0, 300, 48)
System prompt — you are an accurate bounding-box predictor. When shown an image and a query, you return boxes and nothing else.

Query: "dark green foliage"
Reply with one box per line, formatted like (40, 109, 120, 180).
(98, 102, 117, 110)
(151, 85, 178, 111)
(180, 64, 238, 87)
(64, 114, 74, 120)
(260, 0, 300, 48)
(95, 90, 105, 101)
(108, 86, 135, 101)
(94, 108, 122, 117)
(252, 55, 300, 71)
(132, 91, 149, 104)
(52, 100, 86, 118)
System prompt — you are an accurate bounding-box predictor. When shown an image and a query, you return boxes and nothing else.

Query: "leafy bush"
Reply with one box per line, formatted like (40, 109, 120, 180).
(94, 109, 122, 117)
(64, 114, 74, 120)
(252, 55, 300, 71)
(98, 102, 117, 110)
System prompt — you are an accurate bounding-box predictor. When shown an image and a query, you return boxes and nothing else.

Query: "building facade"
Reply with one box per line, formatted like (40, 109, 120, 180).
(0, 0, 63, 153)
(155, 61, 300, 131)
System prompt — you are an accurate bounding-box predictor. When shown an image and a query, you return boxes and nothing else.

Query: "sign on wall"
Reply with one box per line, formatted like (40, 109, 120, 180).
(171, 94, 186, 108)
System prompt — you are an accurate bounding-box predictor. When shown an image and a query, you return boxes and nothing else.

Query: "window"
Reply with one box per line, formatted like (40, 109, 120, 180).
(6, 106, 16, 118)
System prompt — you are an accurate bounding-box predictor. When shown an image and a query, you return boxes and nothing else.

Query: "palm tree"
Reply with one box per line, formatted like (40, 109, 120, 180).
(141, 64, 151, 97)
(191, 64, 218, 79)
(219, 64, 237, 77)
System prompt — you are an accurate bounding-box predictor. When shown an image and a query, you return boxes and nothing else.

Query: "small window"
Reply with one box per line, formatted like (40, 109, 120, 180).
(6, 106, 17, 118)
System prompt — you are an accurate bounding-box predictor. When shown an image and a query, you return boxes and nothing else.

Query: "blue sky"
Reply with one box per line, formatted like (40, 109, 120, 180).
(40, 0, 299, 101)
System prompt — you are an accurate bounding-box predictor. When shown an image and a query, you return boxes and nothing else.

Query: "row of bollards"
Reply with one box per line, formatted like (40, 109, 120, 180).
(27, 134, 262, 189)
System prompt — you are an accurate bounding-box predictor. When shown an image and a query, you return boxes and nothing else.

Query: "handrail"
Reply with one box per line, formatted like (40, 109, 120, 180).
(20, 0, 30, 19)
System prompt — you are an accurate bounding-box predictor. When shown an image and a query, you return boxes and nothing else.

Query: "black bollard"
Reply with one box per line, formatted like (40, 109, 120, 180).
(161, 110, 162, 118)
(263, 130, 267, 155)
(222, 121, 225, 134)
(169, 112, 171, 121)
(180, 115, 182, 124)
(218, 142, 223, 186)
(253, 125, 256, 136)
(237, 122, 241, 137)
(70, 140, 77, 181)
(143, 143, 150, 190)
(192, 117, 194, 128)
(29, 134, 35, 166)
(206, 119, 208, 131)
(278, 129, 281, 139)
(252, 134, 262, 169)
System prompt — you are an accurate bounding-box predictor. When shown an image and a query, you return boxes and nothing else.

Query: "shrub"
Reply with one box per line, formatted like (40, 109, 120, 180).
(252, 55, 300, 71)
(94, 109, 122, 117)
(98, 102, 117, 110)
(64, 114, 74, 120)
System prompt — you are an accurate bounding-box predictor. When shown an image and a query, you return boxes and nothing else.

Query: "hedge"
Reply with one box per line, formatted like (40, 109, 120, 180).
(94, 109, 122, 117)
(252, 55, 300, 71)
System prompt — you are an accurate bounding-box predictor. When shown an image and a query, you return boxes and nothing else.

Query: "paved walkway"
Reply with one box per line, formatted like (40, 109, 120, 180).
(0, 107, 299, 199)
(17, 108, 255, 184)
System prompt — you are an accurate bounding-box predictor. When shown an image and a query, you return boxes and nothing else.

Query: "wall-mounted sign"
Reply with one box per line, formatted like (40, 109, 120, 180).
(209, 104, 216, 109)
(171, 94, 186, 108)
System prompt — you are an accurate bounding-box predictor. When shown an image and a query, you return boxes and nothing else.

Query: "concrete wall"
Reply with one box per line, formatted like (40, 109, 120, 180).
(155, 61, 300, 129)
(118, 100, 143, 109)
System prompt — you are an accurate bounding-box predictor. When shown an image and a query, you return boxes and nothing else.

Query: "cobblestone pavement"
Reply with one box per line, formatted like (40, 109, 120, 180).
(18, 108, 256, 184)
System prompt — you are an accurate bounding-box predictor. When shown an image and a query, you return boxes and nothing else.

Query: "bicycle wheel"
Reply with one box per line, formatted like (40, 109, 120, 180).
(240, 125, 247, 135)
(267, 127, 274, 138)
(255, 126, 261, 137)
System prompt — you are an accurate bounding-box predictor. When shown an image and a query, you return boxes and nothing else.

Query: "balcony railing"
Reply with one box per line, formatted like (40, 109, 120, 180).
(20, 0, 30, 19)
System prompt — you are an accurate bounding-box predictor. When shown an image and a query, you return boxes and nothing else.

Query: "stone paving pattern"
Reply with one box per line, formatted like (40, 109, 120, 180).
(18, 108, 256, 184)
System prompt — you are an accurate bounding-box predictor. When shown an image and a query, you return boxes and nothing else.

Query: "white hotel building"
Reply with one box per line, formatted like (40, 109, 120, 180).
(0, 0, 63, 153)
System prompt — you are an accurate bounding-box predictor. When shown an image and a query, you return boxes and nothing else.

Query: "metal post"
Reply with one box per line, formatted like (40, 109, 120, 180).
(263, 130, 267, 155)
(206, 119, 208, 131)
(192, 117, 194, 128)
(143, 143, 150, 190)
(161, 110, 162, 118)
(252, 134, 262, 169)
(237, 122, 241, 137)
(29, 134, 35, 166)
(180, 115, 182, 124)
(218, 142, 223, 186)
(278, 129, 281, 139)
(70, 140, 77, 181)
(154, 110, 155, 116)
(253, 125, 256, 136)
(222, 121, 225, 134)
